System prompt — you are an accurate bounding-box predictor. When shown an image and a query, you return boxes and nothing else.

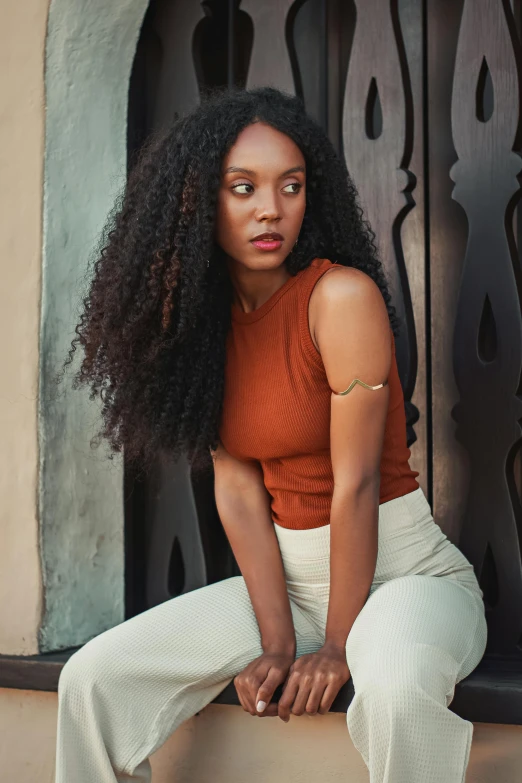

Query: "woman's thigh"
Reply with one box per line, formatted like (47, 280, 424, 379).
(57, 575, 320, 774)
(374, 488, 484, 599)
(345, 575, 488, 696)
(59, 573, 321, 706)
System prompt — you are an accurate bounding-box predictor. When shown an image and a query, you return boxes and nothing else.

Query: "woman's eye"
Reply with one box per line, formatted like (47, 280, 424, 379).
(231, 182, 303, 195)
(232, 183, 254, 194)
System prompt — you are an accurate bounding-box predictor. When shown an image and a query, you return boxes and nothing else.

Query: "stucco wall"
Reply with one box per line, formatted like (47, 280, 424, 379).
(0, 0, 48, 654)
(39, 0, 149, 651)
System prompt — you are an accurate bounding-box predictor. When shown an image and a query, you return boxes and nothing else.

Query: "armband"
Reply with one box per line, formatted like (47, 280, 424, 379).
(331, 378, 388, 396)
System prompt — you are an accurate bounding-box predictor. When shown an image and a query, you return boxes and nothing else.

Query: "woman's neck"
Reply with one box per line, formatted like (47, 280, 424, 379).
(227, 258, 291, 314)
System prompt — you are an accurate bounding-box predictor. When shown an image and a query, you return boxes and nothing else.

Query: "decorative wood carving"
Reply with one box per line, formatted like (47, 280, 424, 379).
(393, 0, 428, 494)
(149, 0, 208, 126)
(450, 0, 522, 655)
(241, 0, 297, 93)
(145, 454, 208, 607)
(342, 0, 420, 448)
(425, 0, 473, 542)
(126, 0, 212, 612)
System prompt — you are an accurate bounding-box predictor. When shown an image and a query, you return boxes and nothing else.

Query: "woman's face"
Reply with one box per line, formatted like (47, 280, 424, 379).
(215, 121, 306, 272)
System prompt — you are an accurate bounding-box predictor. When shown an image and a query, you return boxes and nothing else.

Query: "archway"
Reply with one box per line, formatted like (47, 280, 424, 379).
(39, 0, 149, 651)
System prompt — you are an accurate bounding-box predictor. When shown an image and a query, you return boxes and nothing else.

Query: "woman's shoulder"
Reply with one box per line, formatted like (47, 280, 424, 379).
(309, 261, 383, 314)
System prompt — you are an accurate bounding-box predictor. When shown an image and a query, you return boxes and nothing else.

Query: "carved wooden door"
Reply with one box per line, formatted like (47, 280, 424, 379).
(125, 0, 522, 674)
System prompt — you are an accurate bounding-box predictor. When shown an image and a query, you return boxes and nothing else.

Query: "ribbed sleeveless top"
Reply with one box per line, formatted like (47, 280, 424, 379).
(219, 257, 420, 530)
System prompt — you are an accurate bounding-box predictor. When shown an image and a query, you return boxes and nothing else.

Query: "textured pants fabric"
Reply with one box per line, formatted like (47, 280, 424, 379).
(54, 486, 487, 783)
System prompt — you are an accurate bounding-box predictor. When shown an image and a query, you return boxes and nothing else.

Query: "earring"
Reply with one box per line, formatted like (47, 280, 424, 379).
(206, 258, 210, 268)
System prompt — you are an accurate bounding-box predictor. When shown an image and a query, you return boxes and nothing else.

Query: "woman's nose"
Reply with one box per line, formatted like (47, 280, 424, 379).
(255, 191, 281, 221)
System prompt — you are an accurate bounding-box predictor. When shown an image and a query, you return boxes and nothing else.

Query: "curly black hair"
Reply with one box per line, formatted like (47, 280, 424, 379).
(60, 85, 399, 476)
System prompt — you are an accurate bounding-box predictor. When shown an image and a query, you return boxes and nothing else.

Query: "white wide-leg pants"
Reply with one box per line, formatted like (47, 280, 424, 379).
(54, 487, 487, 783)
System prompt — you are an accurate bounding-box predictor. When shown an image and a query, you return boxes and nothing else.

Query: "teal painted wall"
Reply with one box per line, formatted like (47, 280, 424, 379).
(40, 0, 149, 650)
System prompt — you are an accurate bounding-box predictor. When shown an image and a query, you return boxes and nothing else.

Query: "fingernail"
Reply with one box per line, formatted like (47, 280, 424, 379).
(256, 700, 267, 712)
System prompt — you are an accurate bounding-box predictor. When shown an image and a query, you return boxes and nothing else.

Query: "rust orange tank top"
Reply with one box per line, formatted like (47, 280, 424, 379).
(219, 257, 420, 530)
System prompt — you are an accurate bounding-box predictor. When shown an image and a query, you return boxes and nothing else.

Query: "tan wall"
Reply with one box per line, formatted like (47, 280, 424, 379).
(1, 689, 521, 783)
(0, 0, 49, 653)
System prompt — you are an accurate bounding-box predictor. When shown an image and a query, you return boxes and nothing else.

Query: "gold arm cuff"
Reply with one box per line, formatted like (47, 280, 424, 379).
(331, 378, 389, 396)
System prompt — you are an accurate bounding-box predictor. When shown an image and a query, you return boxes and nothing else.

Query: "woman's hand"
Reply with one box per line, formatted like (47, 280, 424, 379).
(277, 641, 351, 722)
(234, 650, 295, 717)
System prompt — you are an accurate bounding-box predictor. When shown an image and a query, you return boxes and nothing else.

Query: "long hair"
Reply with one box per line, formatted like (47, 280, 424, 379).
(60, 85, 400, 475)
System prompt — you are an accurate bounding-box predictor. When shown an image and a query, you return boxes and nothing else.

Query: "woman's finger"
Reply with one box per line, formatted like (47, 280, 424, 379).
(318, 681, 339, 715)
(277, 675, 299, 722)
(234, 675, 257, 715)
(233, 678, 250, 714)
(288, 675, 314, 716)
(258, 701, 279, 717)
(236, 689, 249, 714)
(304, 682, 328, 715)
(241, 688, 257, 715)
(255, 667, 286, 715)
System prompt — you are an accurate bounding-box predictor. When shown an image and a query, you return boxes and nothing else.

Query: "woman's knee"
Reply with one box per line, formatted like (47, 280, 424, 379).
(349, 641, 459, 708)
(58, 630, 119, 704)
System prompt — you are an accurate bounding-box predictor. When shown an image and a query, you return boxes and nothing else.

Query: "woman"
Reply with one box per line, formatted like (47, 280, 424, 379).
(55, 86, 487, 783)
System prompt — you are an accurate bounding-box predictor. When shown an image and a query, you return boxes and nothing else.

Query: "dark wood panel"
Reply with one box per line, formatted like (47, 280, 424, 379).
(126, 0, 235, 617)
(342, 0, 421, 451)
(396, 0, 429, 496)
(449, 0, 522, 656)
(242, 0, 298, 93)
(121, 0, 522, 697)
(426, 0, 470, 542)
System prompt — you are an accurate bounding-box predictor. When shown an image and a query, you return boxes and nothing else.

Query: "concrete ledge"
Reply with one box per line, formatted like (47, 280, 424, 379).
(1, 688, 522, 783)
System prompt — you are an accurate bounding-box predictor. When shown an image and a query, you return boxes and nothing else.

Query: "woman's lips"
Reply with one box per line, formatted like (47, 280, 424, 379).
(251, 239, 283, 251)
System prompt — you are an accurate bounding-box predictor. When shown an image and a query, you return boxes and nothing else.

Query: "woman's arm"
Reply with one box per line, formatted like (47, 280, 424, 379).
(276, 266, 391, 720)
(211, 440, 296, 656)
(211, 440, 299, 717)
(321, 270, 391, 650)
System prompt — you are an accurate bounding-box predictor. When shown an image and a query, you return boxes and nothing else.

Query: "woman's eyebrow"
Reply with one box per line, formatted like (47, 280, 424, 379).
(223, 165, 305, 177)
